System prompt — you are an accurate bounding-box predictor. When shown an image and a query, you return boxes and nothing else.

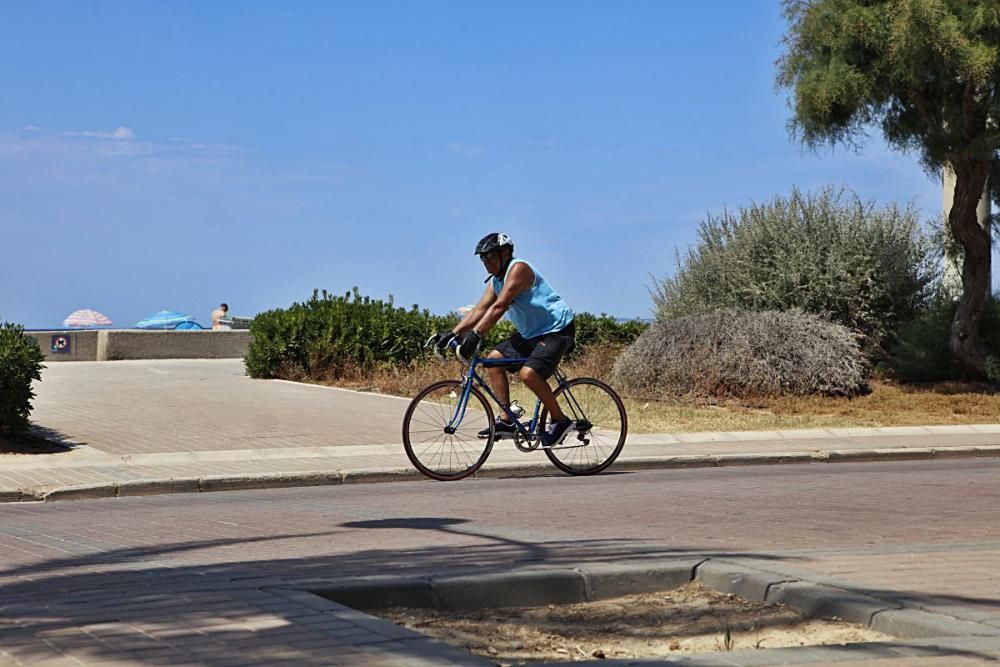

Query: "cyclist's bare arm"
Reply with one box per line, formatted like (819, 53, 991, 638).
(463, 263, 533, 336)
(452, 285, 497, 336)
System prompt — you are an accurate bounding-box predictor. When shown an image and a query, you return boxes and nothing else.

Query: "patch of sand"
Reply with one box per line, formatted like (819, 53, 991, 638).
(379, 582, 893, 664)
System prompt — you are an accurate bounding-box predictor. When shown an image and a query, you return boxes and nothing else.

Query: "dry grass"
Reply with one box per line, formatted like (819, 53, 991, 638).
(316, 358, 471, 397)
(313, 347, 1000, 433)
(607, 380, 1000, 433)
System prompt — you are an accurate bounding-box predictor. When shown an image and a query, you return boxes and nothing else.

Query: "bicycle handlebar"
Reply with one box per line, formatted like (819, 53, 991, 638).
(425, 335, 461, 363)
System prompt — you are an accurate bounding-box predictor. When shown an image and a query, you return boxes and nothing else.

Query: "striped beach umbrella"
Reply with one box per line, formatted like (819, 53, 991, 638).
(135, 310, 196, 329)
(63, 309, 113, 328)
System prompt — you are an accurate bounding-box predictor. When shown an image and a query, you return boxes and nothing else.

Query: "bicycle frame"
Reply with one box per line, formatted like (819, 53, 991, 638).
(445, 354, 589, 444)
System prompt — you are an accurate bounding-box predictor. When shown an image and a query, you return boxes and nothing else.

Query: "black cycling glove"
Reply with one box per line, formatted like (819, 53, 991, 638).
(457, 331, 482, 363)
(428, 331, 457, 356)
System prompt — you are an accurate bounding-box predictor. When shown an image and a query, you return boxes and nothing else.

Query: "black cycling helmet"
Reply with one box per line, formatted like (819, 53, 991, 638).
(474, 232, 514, 256)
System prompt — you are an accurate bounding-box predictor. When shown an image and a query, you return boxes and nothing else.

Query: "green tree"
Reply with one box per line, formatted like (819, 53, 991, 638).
(777, 0, 1000, 378)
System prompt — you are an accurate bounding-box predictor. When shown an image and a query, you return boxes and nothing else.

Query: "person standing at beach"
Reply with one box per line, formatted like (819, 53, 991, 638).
(211, 303, 229, 330)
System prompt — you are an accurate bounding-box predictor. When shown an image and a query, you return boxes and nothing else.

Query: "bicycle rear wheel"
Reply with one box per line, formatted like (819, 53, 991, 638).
(402, 380, 495, 481)
(540, 377, 627, 475)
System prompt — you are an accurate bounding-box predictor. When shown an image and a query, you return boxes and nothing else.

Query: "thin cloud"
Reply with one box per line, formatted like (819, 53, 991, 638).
(65, 125, 136, 141)
(0, 126, 250, 188)
(5, 126, 244, 160)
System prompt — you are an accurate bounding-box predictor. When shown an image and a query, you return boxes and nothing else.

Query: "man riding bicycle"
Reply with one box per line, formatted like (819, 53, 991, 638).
(429, 233, 577, 447)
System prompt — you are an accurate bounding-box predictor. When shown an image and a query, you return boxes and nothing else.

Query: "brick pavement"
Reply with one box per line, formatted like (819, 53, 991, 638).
(5, 359, 1000, 502)
(1, 462, 999, 665)
(28, 360, 409, 454)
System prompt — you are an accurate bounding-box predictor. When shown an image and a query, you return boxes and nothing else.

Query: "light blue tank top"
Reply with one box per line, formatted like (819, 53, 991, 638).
(492, 258, 574, 339)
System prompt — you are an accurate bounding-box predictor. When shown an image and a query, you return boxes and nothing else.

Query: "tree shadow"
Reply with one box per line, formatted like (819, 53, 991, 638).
(0, 516, 998, 666)
(0, 425, 79, 454)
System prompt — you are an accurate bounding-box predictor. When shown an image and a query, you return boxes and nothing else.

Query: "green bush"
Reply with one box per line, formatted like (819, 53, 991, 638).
(887, 293, 1000, 383)
(654, 187, 937, 355)
(245, 287, 650, 381)
(611, 310, 869, 398)
(245, 288, 456, 379)
(571, 313, 648, 354)
(0, 320, 46, 435)
(485, 313, 646, 358)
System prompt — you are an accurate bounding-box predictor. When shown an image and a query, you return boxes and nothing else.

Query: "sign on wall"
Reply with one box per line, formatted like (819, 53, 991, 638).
(51, 334, 71, 354)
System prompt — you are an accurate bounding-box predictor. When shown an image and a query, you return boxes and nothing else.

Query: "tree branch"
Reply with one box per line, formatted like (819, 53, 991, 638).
(912, 89, 938, 130)
(963, 81, 976, 142)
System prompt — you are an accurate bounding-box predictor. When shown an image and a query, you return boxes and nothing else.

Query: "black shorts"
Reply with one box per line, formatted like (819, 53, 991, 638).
(492, 321, 575, 380)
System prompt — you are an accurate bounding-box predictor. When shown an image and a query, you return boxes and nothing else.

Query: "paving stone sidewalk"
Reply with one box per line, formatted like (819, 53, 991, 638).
(5, 359, 1000, 502)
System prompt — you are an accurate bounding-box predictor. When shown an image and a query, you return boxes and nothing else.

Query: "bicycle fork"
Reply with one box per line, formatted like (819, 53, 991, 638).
(444, 376, 476, 434)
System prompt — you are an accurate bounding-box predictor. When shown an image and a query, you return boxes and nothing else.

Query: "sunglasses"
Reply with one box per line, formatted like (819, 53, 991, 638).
(480, 250, 501, 264)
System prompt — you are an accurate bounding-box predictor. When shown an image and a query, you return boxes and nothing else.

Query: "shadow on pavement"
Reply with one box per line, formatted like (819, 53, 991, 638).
(0, 425, 79, 455)
(1, 516, 999, 665)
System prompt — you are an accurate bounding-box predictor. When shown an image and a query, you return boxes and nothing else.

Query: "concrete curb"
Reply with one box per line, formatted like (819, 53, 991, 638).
(435, 570, 589, 611)
(765, 580, 898, 627)
(15, 443, 1000, 503)
(341, 469, 423, 484)
(870, 608, 1000, 638)
(312, 558, 1000, 665)
(198, 471, 343, 493)
(118, 477, 200, 497)
(41, 483, 117, 502)
(702, 562, 1000, 640)
(694, 561, 796, 603)
(575, 559, 702, 601)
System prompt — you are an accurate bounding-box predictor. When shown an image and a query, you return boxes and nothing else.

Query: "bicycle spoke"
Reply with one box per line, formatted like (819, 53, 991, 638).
(403, 380, 494, 480)
(542, 378, 627, 475)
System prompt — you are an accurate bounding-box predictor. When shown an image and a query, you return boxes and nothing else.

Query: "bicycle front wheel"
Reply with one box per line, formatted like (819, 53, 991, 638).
(402, 380, 495, 481)
(540, 377, 627, 475)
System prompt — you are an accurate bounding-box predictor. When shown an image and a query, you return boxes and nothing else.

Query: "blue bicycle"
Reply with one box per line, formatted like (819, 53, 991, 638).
(402, 338, 628, 481)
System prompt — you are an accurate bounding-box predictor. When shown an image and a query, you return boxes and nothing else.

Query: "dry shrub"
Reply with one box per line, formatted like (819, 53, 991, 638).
(560, 343, 624, 383)
(611, 310, 869, 398)
(304, 343, 628, 398)
(313, 358, 468, 397)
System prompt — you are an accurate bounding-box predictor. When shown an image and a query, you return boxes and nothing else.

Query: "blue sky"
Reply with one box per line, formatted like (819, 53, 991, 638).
(1, 1, 990, 328)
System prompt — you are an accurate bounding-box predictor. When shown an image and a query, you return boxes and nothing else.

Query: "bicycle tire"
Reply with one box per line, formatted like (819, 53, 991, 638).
(402, 380, 495, 481)
(539, 377, 627, 475)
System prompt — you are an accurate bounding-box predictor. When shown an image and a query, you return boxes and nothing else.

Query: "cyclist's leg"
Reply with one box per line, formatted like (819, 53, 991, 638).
(518, 366, 563, 420)
(519, 322, 576, 437)
(477, 337, 527, 439)
(484, 349, 511, 407)
(487, 334, 530, 414)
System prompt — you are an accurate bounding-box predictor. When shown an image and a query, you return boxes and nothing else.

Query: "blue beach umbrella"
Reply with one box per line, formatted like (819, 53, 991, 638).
(135, 310, 196, 329)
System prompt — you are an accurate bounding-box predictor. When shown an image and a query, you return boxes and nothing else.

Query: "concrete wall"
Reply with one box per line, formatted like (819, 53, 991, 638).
(26, 331, 100, 362)
(27, 330, 249, 362)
